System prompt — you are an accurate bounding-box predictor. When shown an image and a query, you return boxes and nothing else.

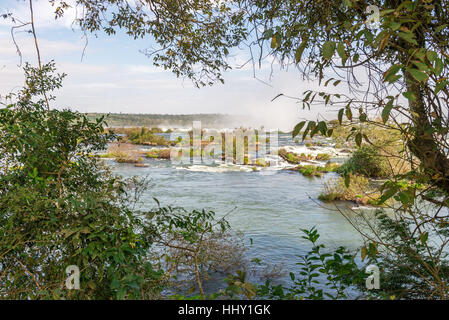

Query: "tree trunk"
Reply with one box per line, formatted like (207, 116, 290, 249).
(406, 73, 449, 195)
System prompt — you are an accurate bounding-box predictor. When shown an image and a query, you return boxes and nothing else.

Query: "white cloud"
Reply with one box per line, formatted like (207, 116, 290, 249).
(0, 0, 346, 131)
(127, 65, 159, 74)
(0, 35, 83, 59)
(0, 0, 79, 30)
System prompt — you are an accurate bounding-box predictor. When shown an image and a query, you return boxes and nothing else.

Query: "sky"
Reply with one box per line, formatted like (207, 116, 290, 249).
(0, 0, 343, 130)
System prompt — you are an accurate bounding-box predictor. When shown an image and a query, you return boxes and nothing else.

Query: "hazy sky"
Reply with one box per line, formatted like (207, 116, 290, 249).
(0, 0, 342, 130)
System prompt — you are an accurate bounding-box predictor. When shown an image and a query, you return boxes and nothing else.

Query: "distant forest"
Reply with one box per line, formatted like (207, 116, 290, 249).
(85, 113, 245, 128)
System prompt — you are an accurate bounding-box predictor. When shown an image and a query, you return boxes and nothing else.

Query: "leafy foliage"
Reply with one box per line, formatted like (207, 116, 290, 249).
(337, 145, 390, 178)
(48, 0, 247, 86)
(258, 228, 365, 300)
(0, 63, 163, 299)
(359, 210, 449, 299)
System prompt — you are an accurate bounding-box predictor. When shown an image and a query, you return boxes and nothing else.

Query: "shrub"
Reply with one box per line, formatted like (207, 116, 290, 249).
(323, 163, 341, 172)
(145, 148, 171, 159)
(105, 143, 143, 163)
(256, 227, 365, 300)
(0, 63, 160, 299)
(316, 153, 331, 161)
(298, 165, 323, 177)
(336, 145, 389, 178)
(318, 174, 381, 205)
(280, 149, 324, 165)
(157, 149, 171, 159)
(295, 163, 341, 177)
(117, 127, 170, 146)
(279, 148, 303, 164)
(286, 153, 299, 163)
(149, 127, 163, 133)
(146, 151, 158, 158)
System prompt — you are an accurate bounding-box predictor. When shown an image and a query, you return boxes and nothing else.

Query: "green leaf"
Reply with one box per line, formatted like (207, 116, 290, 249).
(271, 34, 281, 49)
(368, 242, 378, 256)
(302, 121, 314, 140)
(412, 60, 430, 73)
(344, 174, 350, 188)
(383, 64, 402, 83)
(317, 121, 327, 135)
(388, 21, 401, 31)
(295, 37, 308, 63)
(420, 232, 429, 245)
(435, 24, 447, 33)
(338, 108, 344, 124)
(435, 80, 448, 94)
(434, 58, 444, 76)
(402, 91, 416, 102)
(345, 106, 352, 121)
(292, 121, 306, 138)
(322, 41, 336, 60)
(408, 68, 428, 82)
(304, 91, 312, 102)
(398, 188, 415, 206)
(382, 104, 393, 124)
(361, 246, 367, 261)
(355, 132, 362, 147)
(336, 42, 347, 62)
(378, 185, 399, 205)
(426, 51, 437, 62)
(359, 113, 367, 122)
(397, 31, 418, 45)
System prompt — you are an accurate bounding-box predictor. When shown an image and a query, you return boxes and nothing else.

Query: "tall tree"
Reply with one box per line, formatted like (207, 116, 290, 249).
(42, 0, 448, 197)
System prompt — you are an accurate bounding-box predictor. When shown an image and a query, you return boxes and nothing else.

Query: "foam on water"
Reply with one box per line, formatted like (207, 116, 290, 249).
(283, 145, 350, 159)
(176, 164, 255, 173)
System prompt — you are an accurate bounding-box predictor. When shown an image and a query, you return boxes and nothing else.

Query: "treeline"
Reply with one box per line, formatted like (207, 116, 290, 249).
(86, 113, 244, 128)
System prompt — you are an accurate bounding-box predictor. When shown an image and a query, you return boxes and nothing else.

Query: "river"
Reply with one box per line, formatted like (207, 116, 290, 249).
(106, 132, 365, 294)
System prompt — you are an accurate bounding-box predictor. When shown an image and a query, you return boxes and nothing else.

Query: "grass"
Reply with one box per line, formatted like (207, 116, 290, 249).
(102, 143, 143, 163)
(110, 127, 171, 146)
(293, 163, 341, 177)
(279, 148, 307, 164)
(336, 145, 391, 178)
(298, 165, 323, 177)
(318, 174, 382, 205)
(145, 148, 171, 159)
(316, 153, 331, 161)
(279, 148, 332, 164)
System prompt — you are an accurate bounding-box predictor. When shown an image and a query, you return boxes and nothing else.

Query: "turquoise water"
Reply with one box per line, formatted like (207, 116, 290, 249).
(108, 133, 364, 291)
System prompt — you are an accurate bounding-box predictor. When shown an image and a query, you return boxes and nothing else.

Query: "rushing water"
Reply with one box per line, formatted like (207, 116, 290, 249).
(107, 133, 365, 291)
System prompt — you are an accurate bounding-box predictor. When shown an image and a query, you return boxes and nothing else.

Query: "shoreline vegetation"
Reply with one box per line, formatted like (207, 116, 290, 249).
(95, 119, 407, 208)
(88, 113, 246, 129)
